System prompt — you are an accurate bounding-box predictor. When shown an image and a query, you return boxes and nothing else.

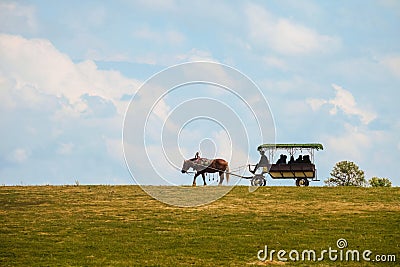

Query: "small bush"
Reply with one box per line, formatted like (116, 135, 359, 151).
(369, 177, 392, 187)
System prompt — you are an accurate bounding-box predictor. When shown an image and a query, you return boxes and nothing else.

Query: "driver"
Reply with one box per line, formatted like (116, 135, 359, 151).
(251, 150, 270, 174)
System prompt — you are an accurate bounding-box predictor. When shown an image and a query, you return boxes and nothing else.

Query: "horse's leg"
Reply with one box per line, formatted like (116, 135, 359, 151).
(218, 171, 224, 185)
(202, 173, 207, 186)
(193, 173, 199, 186)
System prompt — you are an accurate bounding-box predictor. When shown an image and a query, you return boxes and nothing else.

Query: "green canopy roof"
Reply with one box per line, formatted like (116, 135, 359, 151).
(258, 143, 324, 151)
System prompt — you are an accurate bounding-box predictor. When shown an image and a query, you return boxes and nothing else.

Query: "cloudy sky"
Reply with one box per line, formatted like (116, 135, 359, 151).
(0, 0, 399, 186)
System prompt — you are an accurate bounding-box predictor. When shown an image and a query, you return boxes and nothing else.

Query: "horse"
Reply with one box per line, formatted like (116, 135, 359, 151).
(181, 157, 230, 186)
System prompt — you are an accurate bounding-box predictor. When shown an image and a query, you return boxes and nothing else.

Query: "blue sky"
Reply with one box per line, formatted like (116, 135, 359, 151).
(0, 0, 399, 186)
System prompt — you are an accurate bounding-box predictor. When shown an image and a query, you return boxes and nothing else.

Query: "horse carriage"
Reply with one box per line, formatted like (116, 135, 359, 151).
(248, 143, 324, 187)
(181, 143, 323, 187)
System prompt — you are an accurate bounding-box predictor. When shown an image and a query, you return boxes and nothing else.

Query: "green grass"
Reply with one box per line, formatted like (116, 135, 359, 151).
(1, 186, 399, 266)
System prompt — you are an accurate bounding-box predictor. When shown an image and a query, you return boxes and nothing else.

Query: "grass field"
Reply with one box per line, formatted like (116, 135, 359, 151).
(1, 186, 399, 266)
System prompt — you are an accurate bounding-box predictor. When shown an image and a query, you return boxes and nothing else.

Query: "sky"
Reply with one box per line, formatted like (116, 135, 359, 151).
(0, 0, 399, 186)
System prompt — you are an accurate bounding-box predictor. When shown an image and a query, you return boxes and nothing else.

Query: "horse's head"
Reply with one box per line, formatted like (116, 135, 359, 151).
(181, 159, 193, 173)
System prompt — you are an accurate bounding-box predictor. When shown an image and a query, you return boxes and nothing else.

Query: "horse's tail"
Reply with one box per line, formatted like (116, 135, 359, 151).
(225, 164, 230, 184)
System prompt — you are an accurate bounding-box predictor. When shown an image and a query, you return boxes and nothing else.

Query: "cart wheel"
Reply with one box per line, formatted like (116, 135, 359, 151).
(251, 175, 266, 186)
(296, 178, 309, 187)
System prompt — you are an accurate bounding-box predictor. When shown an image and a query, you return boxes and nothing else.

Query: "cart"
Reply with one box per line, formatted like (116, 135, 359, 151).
(249, 143, 324, 186)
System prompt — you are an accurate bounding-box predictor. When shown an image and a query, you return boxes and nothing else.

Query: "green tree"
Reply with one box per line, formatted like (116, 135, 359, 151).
(368, 177, 392, 187)
(325, 161, 366, 186)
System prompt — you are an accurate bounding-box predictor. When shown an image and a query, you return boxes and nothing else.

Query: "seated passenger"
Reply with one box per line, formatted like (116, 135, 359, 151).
(288, 155, 295, 164)
(276, 154, 287, 164)
(275, 154, 283, 164)
(295, 155, 303, 163)
(303, 155, 311, 164)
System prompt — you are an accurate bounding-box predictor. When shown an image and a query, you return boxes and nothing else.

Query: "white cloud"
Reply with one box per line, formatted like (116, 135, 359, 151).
(307, 98, 328, 111)
(57, 143, 74, 155)
(86, 5, 107, 27)
(9, 148, 30, 163)
(307, 84, 376, 125)
(324, 124, 371, 161)
(212, 130, 232, 160)
(0, 34, 143, 184)
(177, 48, 215, 62)
(0, 34, 140, 116)
(379, 0, 400, 15)
(380, 55, 400, 78)
(84, 49, 130, 62)
(245, 3, 340, 55)
(105, 138, 124, 164)
(322, 124, 388, 176)
(0, 2, 37, 33)
(134, 48, 216, 66)
(263, 56, 288, 70)
(132, 26, 185, 46)
(154, 100, 171, 122)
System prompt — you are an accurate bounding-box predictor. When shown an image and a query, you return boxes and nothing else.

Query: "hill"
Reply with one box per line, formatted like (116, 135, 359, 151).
(1, 186, 399, 266)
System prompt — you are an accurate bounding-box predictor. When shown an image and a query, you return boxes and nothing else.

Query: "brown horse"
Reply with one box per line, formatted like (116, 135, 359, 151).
(181, 157, 230, 186)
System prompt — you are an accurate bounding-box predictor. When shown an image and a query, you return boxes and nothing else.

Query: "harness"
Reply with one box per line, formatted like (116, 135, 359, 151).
(193, 158, 213, 170)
